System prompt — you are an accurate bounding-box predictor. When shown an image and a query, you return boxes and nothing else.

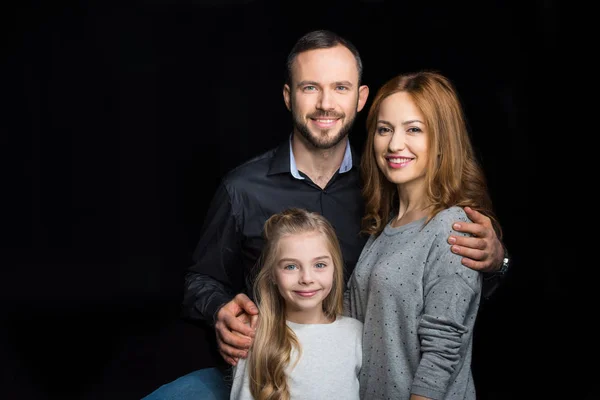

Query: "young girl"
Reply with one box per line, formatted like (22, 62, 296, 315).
(346, 71, 503, 399)
(230, 208, 363, 400)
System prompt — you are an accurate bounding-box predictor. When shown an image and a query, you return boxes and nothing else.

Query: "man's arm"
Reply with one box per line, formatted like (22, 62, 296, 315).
(448, 206, 509, 299)
(182, 272, 234, 325)
(181, 181, 259, 365)
(181, 182, 242, 323)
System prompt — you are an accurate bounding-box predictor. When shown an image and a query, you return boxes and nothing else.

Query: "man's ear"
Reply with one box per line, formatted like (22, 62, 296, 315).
(283, 84, 292, 111)
(357, 85, 369, 112)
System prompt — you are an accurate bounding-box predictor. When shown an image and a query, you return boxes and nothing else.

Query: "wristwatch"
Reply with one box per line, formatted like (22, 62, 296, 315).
(497, 246, 511, 276)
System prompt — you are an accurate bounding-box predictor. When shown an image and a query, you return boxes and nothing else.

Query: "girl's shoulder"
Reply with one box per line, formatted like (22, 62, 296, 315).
(335, 315, 363, 331)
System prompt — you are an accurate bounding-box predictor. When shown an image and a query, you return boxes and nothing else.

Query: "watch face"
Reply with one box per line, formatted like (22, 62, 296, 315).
(500, 258, 510, 273)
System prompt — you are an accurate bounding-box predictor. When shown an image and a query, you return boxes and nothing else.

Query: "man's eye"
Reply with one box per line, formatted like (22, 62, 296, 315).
(336, 86, 349, 91)
(303, 86, 317, 91)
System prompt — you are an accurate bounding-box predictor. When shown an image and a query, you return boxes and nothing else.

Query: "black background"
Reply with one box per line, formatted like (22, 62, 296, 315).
(2, 1, 579, 399)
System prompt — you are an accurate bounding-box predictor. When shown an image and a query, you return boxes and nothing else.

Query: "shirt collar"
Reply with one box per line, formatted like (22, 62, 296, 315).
(287, 133, 354, 180)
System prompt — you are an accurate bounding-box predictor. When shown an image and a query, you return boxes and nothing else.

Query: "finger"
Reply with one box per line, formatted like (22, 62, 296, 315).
(448, 235, 486, 251)
(249, 314, 259, 330)
(218, 325, 253, 350)
(217, 331, 250, 358)
(463, 206, 492, 226)
(225, 313, 256, 338)
(450, 243, 486, 262)
(452, 245, 497, 273)
(236, 312, 252, 326)
(219, 350, 240, 367)
(220, 298, 244, 318)
(452, 221, 486, 238)
(233, 293, 259, 316)
(219, 340, 248, 359)
(216, 303, 256, 338)
(458, 256, 489, 272)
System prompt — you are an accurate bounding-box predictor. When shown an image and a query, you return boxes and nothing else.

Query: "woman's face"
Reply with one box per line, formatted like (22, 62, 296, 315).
(373, 91, 429, 188)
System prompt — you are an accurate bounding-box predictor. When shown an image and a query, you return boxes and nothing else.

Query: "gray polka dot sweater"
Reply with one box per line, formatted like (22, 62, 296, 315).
(346, 207, 481, 400)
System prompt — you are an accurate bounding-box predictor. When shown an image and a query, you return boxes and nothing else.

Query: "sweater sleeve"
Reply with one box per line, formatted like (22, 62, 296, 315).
(343, 288, 351, 317)
(411, 209, 482, 399)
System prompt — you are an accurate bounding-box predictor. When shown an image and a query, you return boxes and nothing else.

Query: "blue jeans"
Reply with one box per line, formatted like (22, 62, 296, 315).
(141, 367, 231, 400)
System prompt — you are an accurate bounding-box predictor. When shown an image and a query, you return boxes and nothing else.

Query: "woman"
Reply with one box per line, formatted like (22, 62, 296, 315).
(346, 71, 502, 400)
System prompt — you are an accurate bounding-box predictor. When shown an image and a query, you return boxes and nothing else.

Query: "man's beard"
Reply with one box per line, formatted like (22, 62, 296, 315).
(292, 106, 357, 150)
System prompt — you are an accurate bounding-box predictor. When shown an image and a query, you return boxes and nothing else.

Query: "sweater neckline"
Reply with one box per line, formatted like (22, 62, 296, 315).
(286, 316, 340, 329)
(383, 216, 426, 236)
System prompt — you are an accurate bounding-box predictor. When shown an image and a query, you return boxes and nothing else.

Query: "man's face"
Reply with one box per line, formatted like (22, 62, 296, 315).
(283, 45, 369, 149)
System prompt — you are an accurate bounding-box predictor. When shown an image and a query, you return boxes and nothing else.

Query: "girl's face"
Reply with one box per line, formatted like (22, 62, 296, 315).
(273, 230, 334, 324)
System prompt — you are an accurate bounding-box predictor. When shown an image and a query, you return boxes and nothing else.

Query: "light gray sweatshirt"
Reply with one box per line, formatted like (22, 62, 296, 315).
(230, 315, 363, 400)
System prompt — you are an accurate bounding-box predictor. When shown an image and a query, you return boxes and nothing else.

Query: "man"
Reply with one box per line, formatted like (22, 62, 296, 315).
(143, 29, 509, 399)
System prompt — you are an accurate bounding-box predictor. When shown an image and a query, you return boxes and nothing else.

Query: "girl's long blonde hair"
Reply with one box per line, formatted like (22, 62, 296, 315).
(247, 208, 345, 400)
(360, 71, 502, 238)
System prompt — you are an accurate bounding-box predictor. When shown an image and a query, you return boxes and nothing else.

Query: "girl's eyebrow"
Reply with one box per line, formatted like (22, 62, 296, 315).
(278, 255, 331, 263)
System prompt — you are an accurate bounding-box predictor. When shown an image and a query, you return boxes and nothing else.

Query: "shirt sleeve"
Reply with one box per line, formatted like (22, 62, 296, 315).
(481, 270, 505, 299)
(481, 244, 510, 299)
(411, 212, 482, 399)
(181, 180, 244, 325)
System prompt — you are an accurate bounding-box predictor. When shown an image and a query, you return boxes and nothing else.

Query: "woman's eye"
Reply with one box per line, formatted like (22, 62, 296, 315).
(376, 126, 391, 135)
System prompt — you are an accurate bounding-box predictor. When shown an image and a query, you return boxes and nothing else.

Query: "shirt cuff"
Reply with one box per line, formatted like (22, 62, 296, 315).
(206, 294, 234, 327)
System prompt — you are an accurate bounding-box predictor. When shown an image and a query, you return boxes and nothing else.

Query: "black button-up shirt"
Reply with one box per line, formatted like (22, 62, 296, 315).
(182, 138, 368, 324)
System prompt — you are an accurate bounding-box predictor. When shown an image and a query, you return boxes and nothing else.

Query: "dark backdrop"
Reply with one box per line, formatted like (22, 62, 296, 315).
(2, 1, 576, 399)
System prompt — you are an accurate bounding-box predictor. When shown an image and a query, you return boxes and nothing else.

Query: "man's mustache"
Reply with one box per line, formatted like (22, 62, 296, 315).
(307, 111, 344, 119)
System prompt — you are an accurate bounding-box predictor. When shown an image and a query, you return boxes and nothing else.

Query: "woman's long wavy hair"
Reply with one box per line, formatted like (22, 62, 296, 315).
(248, 208, 345, 400)
(360, 71, 502, 238)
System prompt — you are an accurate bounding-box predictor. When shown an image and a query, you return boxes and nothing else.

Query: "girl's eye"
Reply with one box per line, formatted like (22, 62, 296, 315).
(315, 262, 326, 269)
(284, 264, 297, 270)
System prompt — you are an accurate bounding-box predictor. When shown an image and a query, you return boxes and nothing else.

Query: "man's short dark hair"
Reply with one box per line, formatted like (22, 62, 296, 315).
(286, 29, 363, 85)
